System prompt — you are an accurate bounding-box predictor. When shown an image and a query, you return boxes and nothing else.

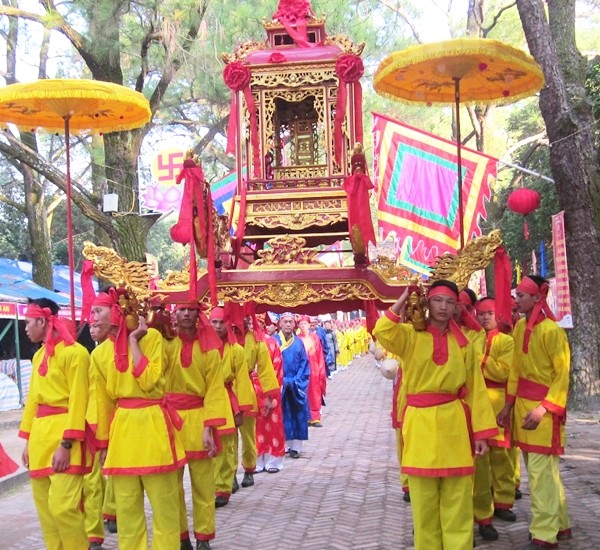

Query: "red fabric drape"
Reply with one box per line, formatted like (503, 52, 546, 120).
(494, 246, 513, 331)
(334, 54, 364, 165)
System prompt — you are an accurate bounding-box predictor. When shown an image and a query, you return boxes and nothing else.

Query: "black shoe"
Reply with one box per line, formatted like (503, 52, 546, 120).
(494, 508, 517, 522)
(196, 542, 212, 550)
(523, 544, 548, 550)
(289, 450, 300, 459)
(232, 477, 239, 493)
(311, 421, 323, 427)
(215, 496, 229, 508)
(241, 473, 254, 487)
(557, 528, 573, 540)
(104, 520, 117, 534)
(478, 524, 499, 541)
(515, 488, 523, 500)
(89, 544, 104, 550)
(180, 540, 193, 550)
(402, 492, 411, 503)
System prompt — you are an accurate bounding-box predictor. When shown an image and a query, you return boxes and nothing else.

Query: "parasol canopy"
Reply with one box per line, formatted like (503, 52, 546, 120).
(373, 38, 543, 251)
(0, 79, 151, 133)
(0, 79, 151, 329)
(373, 38, 544, 106)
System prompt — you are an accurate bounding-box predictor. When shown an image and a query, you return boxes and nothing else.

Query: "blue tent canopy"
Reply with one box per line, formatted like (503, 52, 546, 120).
(0, 259, 88, 306)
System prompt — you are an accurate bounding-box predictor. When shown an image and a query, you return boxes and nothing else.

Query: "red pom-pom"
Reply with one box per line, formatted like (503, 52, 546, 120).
(223, 61, 251, 91)
(335, 54, 364, 83)
(269, 52, 287, 64)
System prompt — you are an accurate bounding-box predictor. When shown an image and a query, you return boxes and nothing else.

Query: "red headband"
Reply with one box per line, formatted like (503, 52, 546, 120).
(93, 290, 129, 372)
(516, 276, 555, 352)
(475, 299, 496, 314)
(428, 286, 458, 300)
(174, 302, 200, 312)
(25, 304, 75, 376)
(209, 307, 225, 321)
(459, 291, 474, 308)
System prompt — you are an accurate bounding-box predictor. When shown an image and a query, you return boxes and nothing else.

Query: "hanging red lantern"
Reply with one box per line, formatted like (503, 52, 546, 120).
(507, 187, 540, 240)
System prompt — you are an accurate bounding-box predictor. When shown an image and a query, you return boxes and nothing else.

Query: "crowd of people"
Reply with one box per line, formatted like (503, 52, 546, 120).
(375, 276, 571, 550)
(14, 293, 370, 550)
(10, 274, 570, 550)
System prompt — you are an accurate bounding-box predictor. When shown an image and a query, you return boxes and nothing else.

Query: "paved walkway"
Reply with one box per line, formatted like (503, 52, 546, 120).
(1, 355, 599, 549)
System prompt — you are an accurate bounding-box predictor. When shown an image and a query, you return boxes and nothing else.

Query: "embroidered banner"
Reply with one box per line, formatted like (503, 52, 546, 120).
(551, 211, 573, 328)
(373, 113, 496, 274)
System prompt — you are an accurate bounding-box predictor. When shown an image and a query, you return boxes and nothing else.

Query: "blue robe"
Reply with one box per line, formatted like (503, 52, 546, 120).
(274, 333, 310, 441)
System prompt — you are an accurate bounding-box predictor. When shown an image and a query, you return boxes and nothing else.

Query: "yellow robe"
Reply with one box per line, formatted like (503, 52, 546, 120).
(19, 341, 91, 477)
(244, 332, 280, 410)
(92, 328, 186, 474)
(507, 318, 570, 455)
(164, 338, 228, 458)
(374, 314, 497, 476)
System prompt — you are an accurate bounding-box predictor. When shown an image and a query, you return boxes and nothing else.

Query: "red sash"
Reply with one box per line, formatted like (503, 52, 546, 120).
(166, 393, 205, 411)
(36, 405, 68, 417)
(485, 379, 507, 389)
(516, 377, 548, 401)
(224, 381, 240, 415)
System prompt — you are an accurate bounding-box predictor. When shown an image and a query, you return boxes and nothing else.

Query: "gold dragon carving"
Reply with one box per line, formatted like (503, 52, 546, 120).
(250, 235, 326, 268)
(428, 229, 504, 290)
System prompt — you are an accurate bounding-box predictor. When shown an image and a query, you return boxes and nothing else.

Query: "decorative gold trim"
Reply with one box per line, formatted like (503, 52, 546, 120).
(251, 67, 337, 89)
(325, 35, 365, 56)
(429, 230, 504, 289)
(221, 40, 268, 64)
(250, 235, 326, 268)
(369, 255, 415, 284)
(263, 16, 327, 30)
(251, 212, 346, 230)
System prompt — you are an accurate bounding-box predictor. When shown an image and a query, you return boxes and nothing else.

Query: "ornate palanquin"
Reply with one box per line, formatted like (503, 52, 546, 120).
(83, 1, 505, 316)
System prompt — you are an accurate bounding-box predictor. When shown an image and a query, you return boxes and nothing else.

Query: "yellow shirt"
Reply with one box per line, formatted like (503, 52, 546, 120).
(19, 341, 90, 477)
(374, 314, 497, 477)
(244, 332, 280, 412)
(92, 328, 186, 474)
(164, 337, 228, 458)
(508, 318, 570, 455)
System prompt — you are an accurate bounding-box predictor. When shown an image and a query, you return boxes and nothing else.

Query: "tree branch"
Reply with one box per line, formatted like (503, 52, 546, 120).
(481, 2, 517, 37)
(376, 0, 423, 43)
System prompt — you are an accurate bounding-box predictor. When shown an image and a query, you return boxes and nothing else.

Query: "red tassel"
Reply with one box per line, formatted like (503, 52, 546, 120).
(494, 246, 513, 331)
(523, 219, 530, 240)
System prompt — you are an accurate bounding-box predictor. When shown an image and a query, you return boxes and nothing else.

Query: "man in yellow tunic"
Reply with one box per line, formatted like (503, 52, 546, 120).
(91, 289, 186, 550)
(498, 276, 571, 550)
(374, 281, 497, 550)
(19, 298, 91, 550)
(237, 315, 280, 488)
(472, 297, 517, 540)
(165, 302, 227, 550)
(209, 307, 254, 507)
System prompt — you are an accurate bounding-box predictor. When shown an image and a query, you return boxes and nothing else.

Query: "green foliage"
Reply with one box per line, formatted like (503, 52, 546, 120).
(146, 213, 187, 275)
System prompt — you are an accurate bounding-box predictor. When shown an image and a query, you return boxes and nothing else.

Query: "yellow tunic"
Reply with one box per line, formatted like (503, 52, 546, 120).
(244, 332, 280, 413)
(92, 328, 186, 474)
(507, 318, 570, 455)
(19, 341, 91, 477)
(164, 337, 228, 459)
(374, 314, 497, 476)
(482, 330, 514, 447)
(216, 342, 255, 435)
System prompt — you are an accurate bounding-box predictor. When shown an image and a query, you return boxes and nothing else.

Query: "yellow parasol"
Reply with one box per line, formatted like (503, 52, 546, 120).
(374, 38, 544, 249)
(0, 79, 151, 326)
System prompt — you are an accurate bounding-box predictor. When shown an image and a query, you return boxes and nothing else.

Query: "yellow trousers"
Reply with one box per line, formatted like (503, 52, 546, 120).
(473, 454, 493, 524)
(113, 470, 180, 550)
(235, 416, 257, 473)
(510, 446, 521, 489)
(31, 474, 88, 550)
(523, 452, 570, 545)
(178, 460, 216, 542)
(408, 474, 473, 550)
(490, 446, 516, 508)
(395, 429, 409, 492)
(103, 475, 116, 520)
(214, 433, 236, 497)
(83, 455, 105, 542)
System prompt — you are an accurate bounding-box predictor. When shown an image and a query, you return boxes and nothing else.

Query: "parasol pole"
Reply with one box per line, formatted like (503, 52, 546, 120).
(454, 77, 465, 251)
(63, 115, 77, 332)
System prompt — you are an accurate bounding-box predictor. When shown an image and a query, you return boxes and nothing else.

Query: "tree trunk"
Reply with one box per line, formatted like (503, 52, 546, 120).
(517, 0, 600, 402)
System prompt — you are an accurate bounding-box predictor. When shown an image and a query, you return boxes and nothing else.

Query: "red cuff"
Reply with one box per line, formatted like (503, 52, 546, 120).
(18, 430, 30, 440)
(541, 399, 566, 417)
(204, 417, 226, 428)
(95, 439, 109, 449)
(385, 308, 402, 322)
(506, 394, 516, 405)
(474, 427, 499, 440)
(63, 429, 86, 441)
(132, 356, 149, 378)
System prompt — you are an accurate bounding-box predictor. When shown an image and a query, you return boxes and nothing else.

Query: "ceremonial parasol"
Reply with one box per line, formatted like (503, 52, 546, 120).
(0, 79, 151, 326)
(373, 38, 544, 249)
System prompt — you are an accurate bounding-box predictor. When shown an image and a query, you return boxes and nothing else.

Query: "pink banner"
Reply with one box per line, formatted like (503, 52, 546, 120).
(551, 211, 573, 328)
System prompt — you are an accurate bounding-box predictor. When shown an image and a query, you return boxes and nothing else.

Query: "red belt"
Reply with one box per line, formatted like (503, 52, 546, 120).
(225, 381, 240, 415)
(517, 378, 548, 401)
(166, 393, 205, 410)
(118, 397, 183, 465)
(405, 386, 474, 454)
(485, 379, 507, 389)
(36, 404, 68, 417)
